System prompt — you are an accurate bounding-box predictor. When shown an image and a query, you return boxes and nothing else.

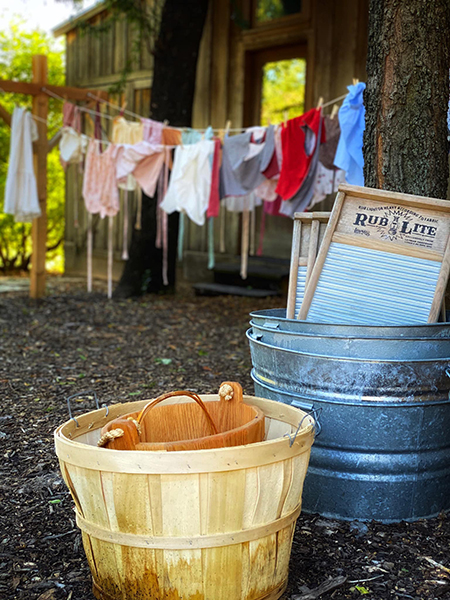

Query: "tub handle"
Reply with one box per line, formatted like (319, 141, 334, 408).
(285, 407, 322, 447)
(263, 321, 280, 330)
(66, 390, 108, 428)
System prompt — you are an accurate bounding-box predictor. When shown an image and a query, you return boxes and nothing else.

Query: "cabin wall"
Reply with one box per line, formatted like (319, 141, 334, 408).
(62, 0, 369, 283)
(183, 0, 369, 281)
(64, 9, 154, 280)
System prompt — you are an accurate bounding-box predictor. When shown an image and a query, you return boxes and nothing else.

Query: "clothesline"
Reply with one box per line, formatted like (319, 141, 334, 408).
(321, 93, 348, 109)
(0, 86, 48, 124)
(0, 84, 350, 132)
(42, 86, 349, 133)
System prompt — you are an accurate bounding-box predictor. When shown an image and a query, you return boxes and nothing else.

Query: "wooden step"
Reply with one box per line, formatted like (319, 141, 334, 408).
(193, 283, 280, 298)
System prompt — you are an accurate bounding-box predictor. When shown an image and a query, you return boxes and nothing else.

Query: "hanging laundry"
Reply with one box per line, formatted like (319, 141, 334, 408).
(222, 193, 262, 213)
(333, 82, 366, 186)
(160, 139, 215, 226)
(82, 140, 120, 218)
(112, 116, 144, 145)
(276, 108, 325, 201)
(182, 128, 202, 145)
(220, 125, 276, 197)
(141, 118, 164, 145)
(207, 138, 222, 218)
(114, 142, 165, 197)
(62, 102, 81, 132)
(307, 162, 346, 210)
(319, 115, 341, 170)
(279, 116, 324, 217)
(59, 127, 88, 167)
(246, 126, 266, 142)
(161, 127, 182, 146)
(4, 107, 40, 222)
(255, 178, 278, 202)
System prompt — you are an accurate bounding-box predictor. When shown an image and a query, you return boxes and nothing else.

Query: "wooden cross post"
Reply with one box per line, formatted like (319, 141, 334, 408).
(0, 55, 108, 299)
(31, 55, 48, 299)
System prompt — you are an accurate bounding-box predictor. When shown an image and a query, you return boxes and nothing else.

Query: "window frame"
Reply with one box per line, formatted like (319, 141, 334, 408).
(250, 0, 311, 29)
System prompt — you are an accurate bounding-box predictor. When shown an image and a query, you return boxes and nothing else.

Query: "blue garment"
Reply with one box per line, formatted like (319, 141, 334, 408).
(334, 82, 366, 186)
(181, 129, 202, 145)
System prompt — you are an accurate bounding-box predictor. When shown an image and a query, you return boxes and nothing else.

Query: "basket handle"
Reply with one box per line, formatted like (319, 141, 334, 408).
(136, 390, 219, 435)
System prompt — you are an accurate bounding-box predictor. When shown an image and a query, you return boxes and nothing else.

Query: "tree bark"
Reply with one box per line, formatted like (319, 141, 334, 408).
(364, 0, 450, 198)
(115, 0, 209, 297)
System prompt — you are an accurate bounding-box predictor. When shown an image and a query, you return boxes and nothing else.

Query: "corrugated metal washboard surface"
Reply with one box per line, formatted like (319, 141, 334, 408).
(294, 266, 307, 318)
(307, 242, 441, 325)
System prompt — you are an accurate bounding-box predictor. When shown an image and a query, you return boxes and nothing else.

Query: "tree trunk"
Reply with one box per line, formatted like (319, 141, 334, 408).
(115, 0, 209, 298)
(364, 0, 450, 198)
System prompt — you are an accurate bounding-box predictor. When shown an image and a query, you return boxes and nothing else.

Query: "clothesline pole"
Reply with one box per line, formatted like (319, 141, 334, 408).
(30, 54, 48, 300)
(0, 55, 109, 299)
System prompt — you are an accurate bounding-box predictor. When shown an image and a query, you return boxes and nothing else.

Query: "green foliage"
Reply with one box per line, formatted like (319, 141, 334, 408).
(0, 21, 65, 273)
(261, 58, 306, 125)
(256, 0, 301, 23)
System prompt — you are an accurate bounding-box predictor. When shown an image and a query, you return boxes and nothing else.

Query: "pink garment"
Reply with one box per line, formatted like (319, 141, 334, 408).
(134, 153, 165, 198)
(264, 195, 286, 217)
(141, 118, 164, 145)
(82, 140, 120, 218)
(114, 142, 165, 197)
(255, 178, 278, 202)
(156, 148, 170, 286)
(62, 102, 81, 133)
(207, 138, 221, 218)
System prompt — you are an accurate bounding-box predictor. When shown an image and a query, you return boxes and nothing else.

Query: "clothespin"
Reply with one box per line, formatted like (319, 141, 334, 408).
(352, 78, 359, 86)
(283, 110, 288, 126)
(331, 103, 339, 119)
(163, 119, 169, 126)
(119, 100, 127, 117)
(317, 96, 324, 110)
(225, 120, 231, 136)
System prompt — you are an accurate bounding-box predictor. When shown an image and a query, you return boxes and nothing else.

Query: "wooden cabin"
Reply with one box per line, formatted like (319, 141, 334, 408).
(54, 0, 369, 286)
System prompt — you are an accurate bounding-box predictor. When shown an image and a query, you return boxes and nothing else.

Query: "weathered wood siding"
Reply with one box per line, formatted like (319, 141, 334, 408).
(183, 0, 368, 279)
(64, 6, 154, 279)
(63, 0, 368, 281)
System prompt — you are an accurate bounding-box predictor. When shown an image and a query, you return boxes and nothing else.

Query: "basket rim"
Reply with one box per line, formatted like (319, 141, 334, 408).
(55, 394, 315, 474)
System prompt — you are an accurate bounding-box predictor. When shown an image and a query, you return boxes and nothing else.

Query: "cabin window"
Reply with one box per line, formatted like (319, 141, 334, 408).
(244, 43, 307, 126)
(255, 0, 303, 24)
(261, 57, 306, 124)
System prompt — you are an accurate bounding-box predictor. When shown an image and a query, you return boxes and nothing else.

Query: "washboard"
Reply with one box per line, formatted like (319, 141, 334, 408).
(298, 185, 450, 325)
(286, 212, 330, 319)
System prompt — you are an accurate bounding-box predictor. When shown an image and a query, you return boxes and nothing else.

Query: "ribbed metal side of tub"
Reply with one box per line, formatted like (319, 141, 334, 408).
(247, 329, 450, 522)
(250, 308, 450, 339)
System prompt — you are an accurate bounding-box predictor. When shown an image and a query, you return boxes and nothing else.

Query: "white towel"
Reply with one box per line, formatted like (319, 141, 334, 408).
(4, 107, 40, 222)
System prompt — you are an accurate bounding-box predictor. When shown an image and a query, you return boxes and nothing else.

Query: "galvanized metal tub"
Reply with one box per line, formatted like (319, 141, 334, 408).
(250, 320, 450, 360)
(247, 329, 450, 522)
(251, 308, 450, 339)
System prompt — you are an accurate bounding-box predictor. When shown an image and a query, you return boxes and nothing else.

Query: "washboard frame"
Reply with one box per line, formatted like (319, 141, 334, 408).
(286, 212, 330, 319)
(298, 185, 450, 325)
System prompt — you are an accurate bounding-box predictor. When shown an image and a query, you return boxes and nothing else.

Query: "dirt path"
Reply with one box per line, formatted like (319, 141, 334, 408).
(1, 285, 449, 599)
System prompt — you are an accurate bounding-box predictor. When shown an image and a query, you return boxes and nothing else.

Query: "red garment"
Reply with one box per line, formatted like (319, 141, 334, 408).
(207, 138, 221, 218)
(264, 195, 285, 216)
(262, 150, 279, 179)
(275, 108, 325, 201)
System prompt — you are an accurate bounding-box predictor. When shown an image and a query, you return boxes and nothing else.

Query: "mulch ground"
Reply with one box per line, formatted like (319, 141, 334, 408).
(1, 279, 450, 600)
